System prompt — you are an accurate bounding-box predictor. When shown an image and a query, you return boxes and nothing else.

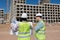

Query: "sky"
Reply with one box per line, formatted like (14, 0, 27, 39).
(0, 0, 10, 14)
(0, 0, 6, 13)
(26, 0, 39, 5)
(0, 0, 39, 14)
(50, 0, 60, 4)
(0, 0, 60, 14)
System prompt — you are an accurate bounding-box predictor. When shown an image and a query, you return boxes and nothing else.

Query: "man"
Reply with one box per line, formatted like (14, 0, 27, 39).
(17, 13, 33, 40)
(35, 13, 46, 40)
(10, 19, 18, 35)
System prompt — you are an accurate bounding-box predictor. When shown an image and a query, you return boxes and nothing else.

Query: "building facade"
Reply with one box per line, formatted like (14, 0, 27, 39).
(0, 9, 4, 24)
(43, 3, 60, 23)
(10, 0, 60, 23)
(4, 12, 11, 24)
(13, 3, 60, 23)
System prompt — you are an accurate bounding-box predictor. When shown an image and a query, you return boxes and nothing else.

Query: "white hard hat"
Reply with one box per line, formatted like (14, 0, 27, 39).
(21, 13, 28, 18)
(36, 13, 42, 17)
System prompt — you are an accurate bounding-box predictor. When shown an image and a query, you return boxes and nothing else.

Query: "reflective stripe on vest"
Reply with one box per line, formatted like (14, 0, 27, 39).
(18, 35, 30, 38)
(37, 30, 45, 34)
(18, 32, 30, 34)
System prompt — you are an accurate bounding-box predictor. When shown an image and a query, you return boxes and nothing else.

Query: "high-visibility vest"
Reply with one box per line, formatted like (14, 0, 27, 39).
(18, 22, 31, 38)
(35, 20, 46, 40)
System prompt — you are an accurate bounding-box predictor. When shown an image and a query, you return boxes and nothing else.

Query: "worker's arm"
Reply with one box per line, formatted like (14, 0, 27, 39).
(10, 23, 13, 29)
(10, 23, 15, 31)
(29, 22, 33, 29)
(14, 23, 19, 32)
(15, 22, 21, 31)
(13, 22, 19, 32)
(35, 22, 44, 32)
(29, 22, 33, 35)
(10, 23, 15, 35)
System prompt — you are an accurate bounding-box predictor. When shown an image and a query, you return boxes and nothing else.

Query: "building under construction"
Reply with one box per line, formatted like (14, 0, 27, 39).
(0, 0, 60, 40)
(0, 9, 4, 24)
(10, 0, 60, 23)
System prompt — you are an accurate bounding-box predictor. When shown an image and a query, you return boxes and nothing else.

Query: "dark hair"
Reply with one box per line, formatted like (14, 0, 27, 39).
(20, 18, 27, 22)
(36, 16, 42, 18)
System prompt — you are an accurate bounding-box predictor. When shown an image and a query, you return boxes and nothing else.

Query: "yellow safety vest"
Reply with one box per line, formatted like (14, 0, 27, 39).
(18, 22, 31, 38)
(35, 20, 46, 40)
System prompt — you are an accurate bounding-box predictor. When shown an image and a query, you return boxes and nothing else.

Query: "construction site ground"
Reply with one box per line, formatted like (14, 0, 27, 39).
(0, 23, 60, 40)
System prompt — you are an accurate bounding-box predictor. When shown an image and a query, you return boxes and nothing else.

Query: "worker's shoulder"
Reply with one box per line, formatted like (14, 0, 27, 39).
(18, 22, 32, 24)
(28, 22, 32, 24)
(18, 21, 21, 23)
(28, 22, 33, 26)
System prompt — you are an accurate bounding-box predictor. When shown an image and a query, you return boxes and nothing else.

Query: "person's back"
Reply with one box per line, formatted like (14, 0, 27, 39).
(18, 13, 32, 40)
(18, 22, 30, 33)
(18, 21, 31, 40)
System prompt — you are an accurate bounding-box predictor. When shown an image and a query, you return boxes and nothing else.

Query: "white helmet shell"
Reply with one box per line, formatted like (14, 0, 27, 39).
(21, 13, 28, 18)
(36, 13, 42, 17)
